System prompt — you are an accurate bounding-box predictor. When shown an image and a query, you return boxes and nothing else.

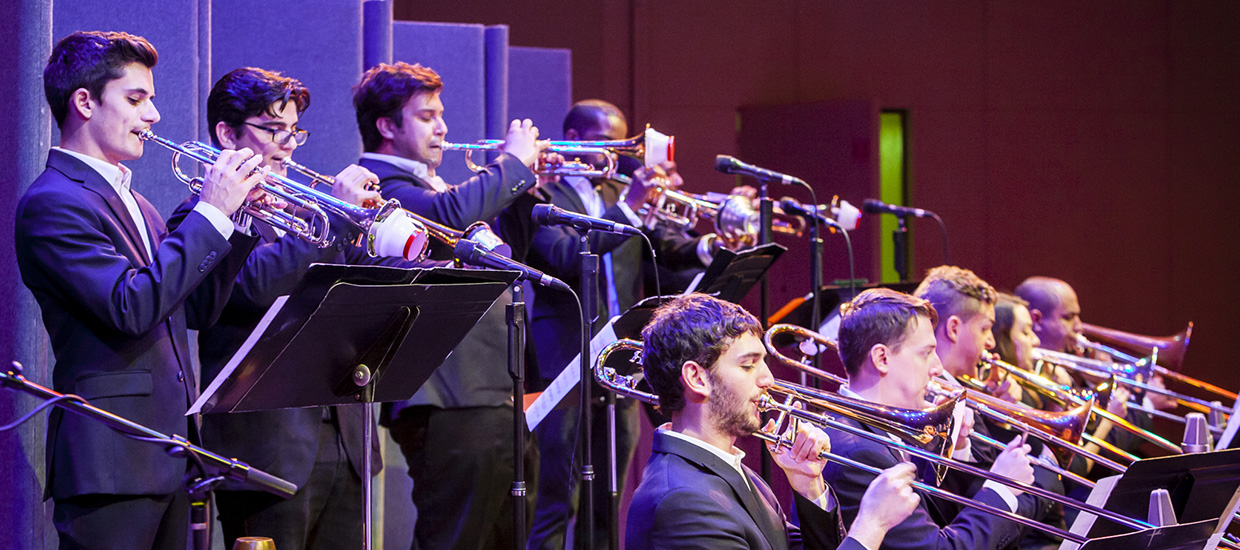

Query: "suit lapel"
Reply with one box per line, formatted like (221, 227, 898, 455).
(653, 433, 786, 550)
(47, 150, 151, 266)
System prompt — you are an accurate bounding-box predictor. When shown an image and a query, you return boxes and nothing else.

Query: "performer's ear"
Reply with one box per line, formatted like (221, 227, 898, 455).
(681, 361, 710, 403)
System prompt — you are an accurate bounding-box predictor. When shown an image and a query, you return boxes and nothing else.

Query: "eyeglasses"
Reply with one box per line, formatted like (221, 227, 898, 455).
(243, 122, 310, 146)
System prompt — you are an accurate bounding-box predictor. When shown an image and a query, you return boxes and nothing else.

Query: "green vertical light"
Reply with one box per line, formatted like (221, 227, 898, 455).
(879, 111, 906, 283)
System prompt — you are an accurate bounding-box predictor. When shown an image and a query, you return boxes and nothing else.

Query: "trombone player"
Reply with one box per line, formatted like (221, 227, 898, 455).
(823, 288, 1039, 550)
(629, 293, 919, 550)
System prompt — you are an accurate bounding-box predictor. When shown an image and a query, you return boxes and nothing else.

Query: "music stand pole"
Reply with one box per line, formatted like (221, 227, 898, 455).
(508, 281, 529, 550)
(893, 215, 910, 282)
(579, 234, 598, 550)
(758, 181, 774, 481)
(808, 216, 824, 382)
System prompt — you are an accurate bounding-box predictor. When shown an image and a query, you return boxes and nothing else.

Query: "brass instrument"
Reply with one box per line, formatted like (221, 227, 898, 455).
(1078, 325, 1237, 402)
(281, 159, 507, 257)
(633, 187, 806, 249)
(758, 327, 1120, 473)
(983, 351, 1183, 456)
(139, 131, 429, 260)
(594, 338, 1152, 542)
(444, 125, 674, 179)
(1032, 347, 1233, 417)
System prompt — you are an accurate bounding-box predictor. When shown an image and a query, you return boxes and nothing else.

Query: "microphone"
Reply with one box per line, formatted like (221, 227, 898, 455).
(1182, 412, 1213, 453)
(714, 155, 806, 186)
(454, 238, 570, 291)
(531, 204, 641, 236)
(778, 198, 841, 228)
(861, 199, 936, 219)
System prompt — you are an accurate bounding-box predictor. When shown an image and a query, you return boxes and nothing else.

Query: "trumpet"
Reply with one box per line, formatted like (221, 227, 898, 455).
(281, 159, 508, 258)
(444, 125, 675, 179)
(138, 131, 429, 260)
(633, 187, 806, 249)
(594, 338, 1151, 542)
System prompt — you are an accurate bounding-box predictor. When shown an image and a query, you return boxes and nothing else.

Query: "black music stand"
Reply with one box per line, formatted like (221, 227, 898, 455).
(192, 264, 517, 550)
(692, 242, 786, 303)
(1083, 449, 1240, 540)
(1071, 519, 1216, 550)
(768, 281, 922, 329)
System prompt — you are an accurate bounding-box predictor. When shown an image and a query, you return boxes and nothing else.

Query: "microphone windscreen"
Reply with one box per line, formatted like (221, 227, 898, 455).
(861, 198, 887, 214)
(1183, 412, 1211, 453)
(714, 155, 737, 173)
(531, 203, 554, 225)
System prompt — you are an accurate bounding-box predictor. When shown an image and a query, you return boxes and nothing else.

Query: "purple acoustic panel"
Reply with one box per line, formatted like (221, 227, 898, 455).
(392, 21, 486, 186)
(508, 46, 572, 142)
(212, 0, 364, 181)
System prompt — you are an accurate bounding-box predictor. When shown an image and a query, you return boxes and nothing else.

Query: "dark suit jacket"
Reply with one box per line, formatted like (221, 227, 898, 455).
(626, 431, 864, 550)
(14, 149, 256, 499)
(169, 197, 401, 490)
(362, 154, 535, 410)
(822, 416, 1026, 550)
(525, 178, 706, 381)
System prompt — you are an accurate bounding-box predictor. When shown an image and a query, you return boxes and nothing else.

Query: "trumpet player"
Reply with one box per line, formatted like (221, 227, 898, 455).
(352, 61, 545, 550)
(166, 66, 425, 550)
(825, 288, 1037, 550)
(15, 31, 266, 549)
(527, 99, 718, 549)
(629, 293, 919, 550)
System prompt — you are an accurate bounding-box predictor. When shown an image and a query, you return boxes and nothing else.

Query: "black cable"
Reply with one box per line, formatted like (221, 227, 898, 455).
(0, 394, 87, 431)
(565, 286, 586, 535)
(639, 232, 662, 301)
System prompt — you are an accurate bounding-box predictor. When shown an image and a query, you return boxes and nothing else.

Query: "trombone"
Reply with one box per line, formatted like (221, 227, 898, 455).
(763, 324, 1125, 476)
(1032, 347, 1233, 418)
(1077, 325, 1238, 402)
(594, 338, 1153, 542)
(444, 125, 675, 179)
(138, 130, 429, 260)
(281, 159, 508, 257)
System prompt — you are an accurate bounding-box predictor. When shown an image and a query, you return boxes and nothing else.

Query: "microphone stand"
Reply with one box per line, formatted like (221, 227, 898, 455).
(893, 215, 910, 282)
(508, 281, 528, 550)
(808, 215, 824, 382)
(578, 234, 598, 550)
(0, 362, 296, 550)
(758, 181, 774, 482)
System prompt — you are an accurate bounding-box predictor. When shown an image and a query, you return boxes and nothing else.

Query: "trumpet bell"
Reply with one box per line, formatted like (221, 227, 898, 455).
(1080, 322, 1191, 372)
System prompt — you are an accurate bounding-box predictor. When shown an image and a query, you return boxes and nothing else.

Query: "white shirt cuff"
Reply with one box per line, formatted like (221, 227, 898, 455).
(616, 200, 643, 228)
(695, 234, 718, 266)
(193, 201, 235, 239)
(981, 480, 1020, 512)
(809, 487, 836, 512)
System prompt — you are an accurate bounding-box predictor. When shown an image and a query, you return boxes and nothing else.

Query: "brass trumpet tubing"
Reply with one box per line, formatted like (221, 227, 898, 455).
(1079, 433, 1139, 463)
(441, 141, 616, 178)
(759, 392, 1155, 535)
(763, 324, 849, 385)
(965, 394, 1127, 474)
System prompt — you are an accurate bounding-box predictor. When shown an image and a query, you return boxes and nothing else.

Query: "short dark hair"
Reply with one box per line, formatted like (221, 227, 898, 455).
(44, 31, 158, 128)
(992, 292, 1029, 364)
(207, 67, 310, 148)
(913, 265, 997, 324)
(640, 294, 762, 414)
(562, 99, 624, 137)
(352, 62, 444, 152)
(837, 288, 938, 377)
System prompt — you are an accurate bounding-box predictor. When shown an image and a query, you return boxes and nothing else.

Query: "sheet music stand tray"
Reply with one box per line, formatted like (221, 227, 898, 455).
(194, 264, 518, 549)
(1075, 519, 1216, 550)
(1087, 449, 1240, 542)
